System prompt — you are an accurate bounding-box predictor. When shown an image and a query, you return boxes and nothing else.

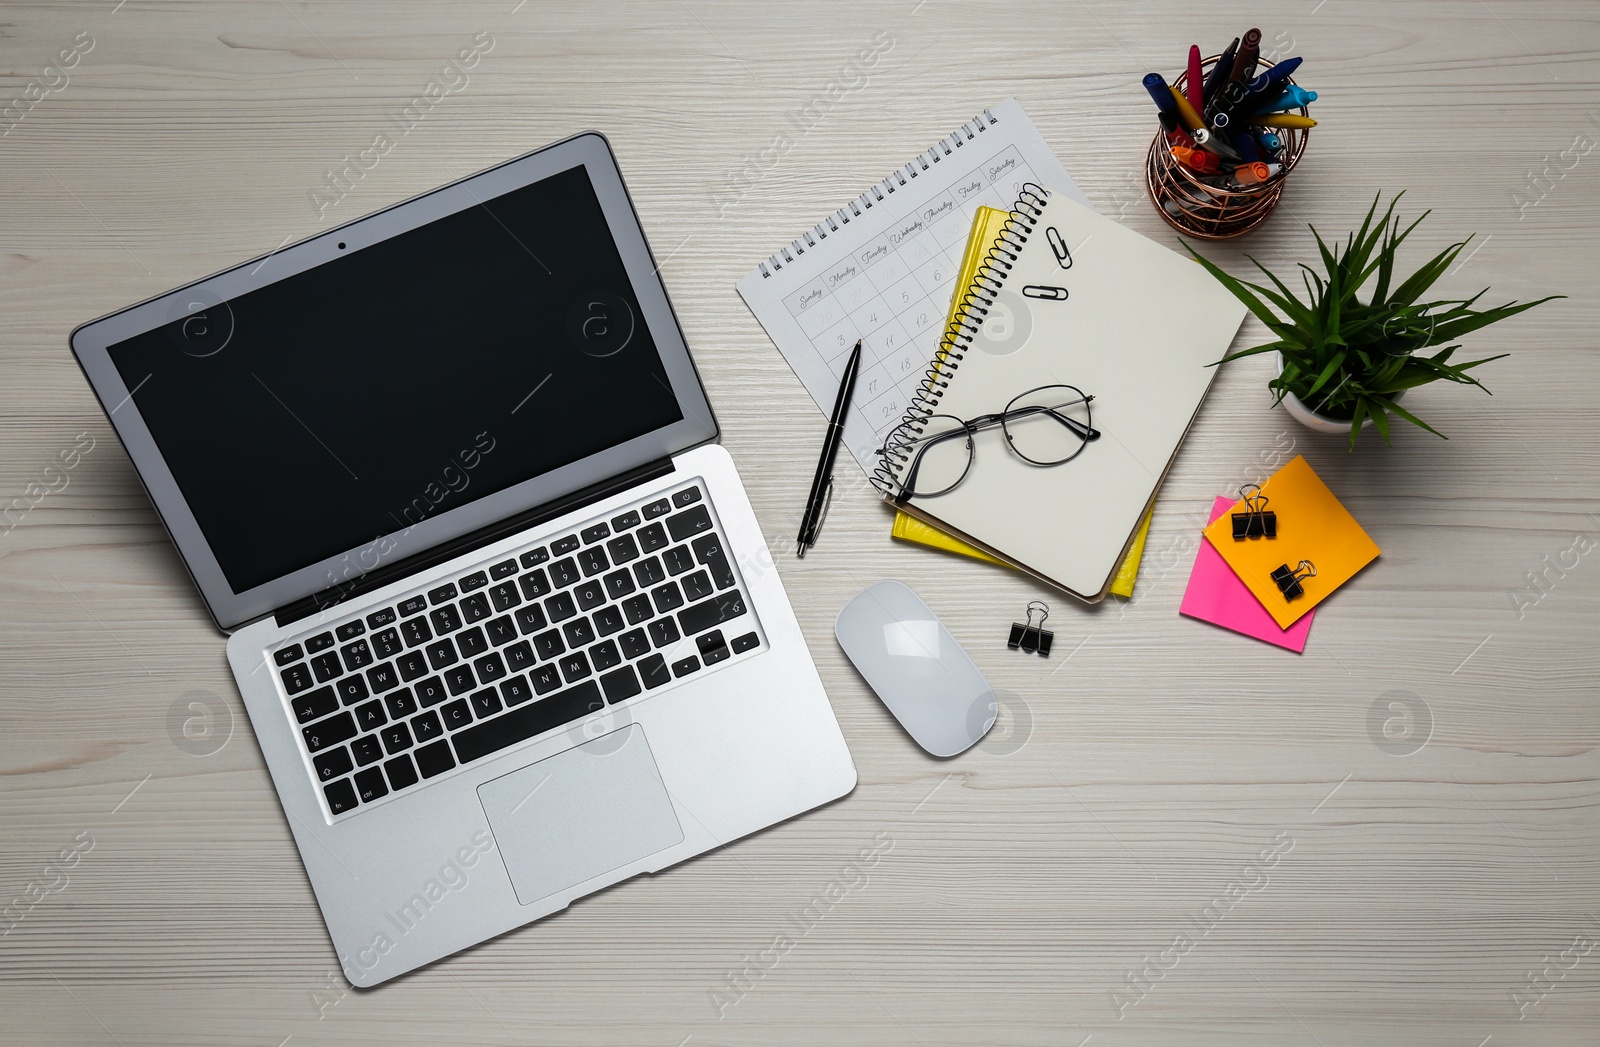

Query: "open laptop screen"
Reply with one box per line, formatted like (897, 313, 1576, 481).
(105, 163, 683, 594)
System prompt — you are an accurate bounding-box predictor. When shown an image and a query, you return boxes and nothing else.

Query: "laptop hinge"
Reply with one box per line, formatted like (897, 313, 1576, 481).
(273, 457, 676, 628)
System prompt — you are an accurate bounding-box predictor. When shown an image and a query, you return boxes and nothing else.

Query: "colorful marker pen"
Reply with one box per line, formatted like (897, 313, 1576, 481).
(1253, 56, 1303, 93)
(1171, 146, 1221, 174)
(1143, 72, 1180, 116)
(1191, 126, 1241, 160)
(1167, 85, 1206, 132)
(1234, 162, 1281, 185)
(1230, 28, 1263, 86)
(1158, 110, 1196, 148)
(1250, 113, 1316, 130)
(1201, 37, 1240, 111)
(1253, 84, 1317, 113)
(1186, 45, 1204, 111)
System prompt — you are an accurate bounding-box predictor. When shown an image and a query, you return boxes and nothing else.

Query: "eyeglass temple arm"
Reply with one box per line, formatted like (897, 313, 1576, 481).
(1005, 402, 1100, 441)
(894, 426, 970, 503)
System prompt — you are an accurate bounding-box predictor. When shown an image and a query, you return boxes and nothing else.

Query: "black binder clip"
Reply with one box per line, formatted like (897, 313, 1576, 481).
(1231, 484, 1277, 540)
(1270, 560, 1316, 601)
(1007, 601, 1053, 655)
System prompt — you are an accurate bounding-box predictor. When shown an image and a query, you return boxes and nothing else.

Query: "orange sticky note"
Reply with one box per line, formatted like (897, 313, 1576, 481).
(1203, 455, 1380, 628)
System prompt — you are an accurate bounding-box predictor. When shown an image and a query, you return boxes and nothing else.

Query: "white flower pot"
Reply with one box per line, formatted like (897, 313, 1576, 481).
(1273, 352, 1397, 434)
(1278, 386, 1366, 433)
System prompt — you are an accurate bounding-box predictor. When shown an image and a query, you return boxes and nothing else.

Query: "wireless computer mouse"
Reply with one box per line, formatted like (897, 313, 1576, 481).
(834, 580, 996, 757)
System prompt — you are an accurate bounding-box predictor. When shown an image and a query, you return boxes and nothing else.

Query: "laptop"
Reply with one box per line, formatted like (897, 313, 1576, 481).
(68, 132, 857, 986)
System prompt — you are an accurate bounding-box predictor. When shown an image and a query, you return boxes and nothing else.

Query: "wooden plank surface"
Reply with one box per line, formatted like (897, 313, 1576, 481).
(3, 1, 1598, 1043)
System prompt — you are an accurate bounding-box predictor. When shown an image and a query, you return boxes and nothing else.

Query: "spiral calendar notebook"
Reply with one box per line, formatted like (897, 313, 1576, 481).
(878, 185, 1247, 601)
(736, 98, 1087, 473)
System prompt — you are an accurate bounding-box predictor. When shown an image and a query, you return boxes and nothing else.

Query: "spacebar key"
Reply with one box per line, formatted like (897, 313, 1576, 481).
(677, 589, 746, 636)
(452, 681, 604, 764)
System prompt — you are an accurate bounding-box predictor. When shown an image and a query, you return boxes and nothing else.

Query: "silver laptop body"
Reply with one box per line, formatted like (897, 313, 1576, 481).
(69, 132, 856, 986)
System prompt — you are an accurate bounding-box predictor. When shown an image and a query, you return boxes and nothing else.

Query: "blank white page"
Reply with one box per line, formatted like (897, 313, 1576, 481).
(900, 191, 1247, 599)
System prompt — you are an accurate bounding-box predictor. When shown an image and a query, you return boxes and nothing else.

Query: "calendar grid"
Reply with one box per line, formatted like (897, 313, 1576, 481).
(737, 98, 1087, 474)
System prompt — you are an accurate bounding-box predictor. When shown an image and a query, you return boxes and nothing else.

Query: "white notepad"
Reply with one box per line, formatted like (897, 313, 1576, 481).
(882, 187, 1247, 601)
(736, 98, 1087, 473)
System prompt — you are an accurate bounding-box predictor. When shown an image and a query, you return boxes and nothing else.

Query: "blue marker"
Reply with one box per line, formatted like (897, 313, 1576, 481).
(1245, 56, 1303, 98)
(1201, 37, 1240, 110)
(1142, 72, 1180, 116)
(1253, 84, 1317, 113)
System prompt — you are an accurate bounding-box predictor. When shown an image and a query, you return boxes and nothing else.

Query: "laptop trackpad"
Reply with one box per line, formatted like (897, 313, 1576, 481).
(477, 725, 684, 906)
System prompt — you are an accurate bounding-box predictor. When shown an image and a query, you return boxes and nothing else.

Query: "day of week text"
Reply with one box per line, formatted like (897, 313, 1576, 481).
(827, 264, 858, 289)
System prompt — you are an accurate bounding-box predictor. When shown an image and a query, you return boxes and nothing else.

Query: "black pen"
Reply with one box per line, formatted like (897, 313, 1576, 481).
(796, 340, 862, 558)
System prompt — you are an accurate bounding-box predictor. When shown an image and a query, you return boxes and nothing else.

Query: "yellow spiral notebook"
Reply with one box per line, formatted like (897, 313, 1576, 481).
(893, 502, 1153, 597)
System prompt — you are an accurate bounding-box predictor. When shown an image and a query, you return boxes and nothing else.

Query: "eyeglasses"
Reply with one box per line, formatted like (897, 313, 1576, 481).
(879, 384, 1100, 501)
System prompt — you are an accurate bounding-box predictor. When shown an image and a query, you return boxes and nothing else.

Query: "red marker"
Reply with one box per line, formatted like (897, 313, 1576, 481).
(1158, 111, 1196, 149)
(1186, 45, 1204, 111)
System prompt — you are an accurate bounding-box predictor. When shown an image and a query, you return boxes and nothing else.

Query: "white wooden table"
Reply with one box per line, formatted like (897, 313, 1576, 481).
(4, 2, 1598, 1043)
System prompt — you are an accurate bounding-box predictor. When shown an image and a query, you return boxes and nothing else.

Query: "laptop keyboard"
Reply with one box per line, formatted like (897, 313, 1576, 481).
(271, 481, 764, 820)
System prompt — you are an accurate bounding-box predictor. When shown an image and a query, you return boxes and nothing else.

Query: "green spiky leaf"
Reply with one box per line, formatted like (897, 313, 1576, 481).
(1188, 193, 1561, 449)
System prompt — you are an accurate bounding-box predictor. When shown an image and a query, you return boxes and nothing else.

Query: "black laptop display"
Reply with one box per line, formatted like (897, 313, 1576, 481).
(107, 164, 681, 593)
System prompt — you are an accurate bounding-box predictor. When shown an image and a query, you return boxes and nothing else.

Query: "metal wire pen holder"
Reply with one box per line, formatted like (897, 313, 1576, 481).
(1144, 54, 1310, 240)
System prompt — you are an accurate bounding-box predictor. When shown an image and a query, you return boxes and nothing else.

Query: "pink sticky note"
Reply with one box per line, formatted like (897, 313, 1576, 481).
(1180, 497, 1315, 652)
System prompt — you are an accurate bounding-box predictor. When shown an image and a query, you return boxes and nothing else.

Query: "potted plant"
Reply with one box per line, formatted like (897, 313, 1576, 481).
(1186, 193, 1559, 449)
